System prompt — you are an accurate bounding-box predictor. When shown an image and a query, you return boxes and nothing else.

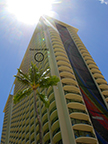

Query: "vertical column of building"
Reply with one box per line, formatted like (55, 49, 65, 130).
(36, 22, 63, 144)
(68, 28, 108, 107)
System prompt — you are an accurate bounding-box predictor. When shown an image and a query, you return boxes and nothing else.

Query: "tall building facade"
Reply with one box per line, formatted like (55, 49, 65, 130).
(1, 16, 108, 144)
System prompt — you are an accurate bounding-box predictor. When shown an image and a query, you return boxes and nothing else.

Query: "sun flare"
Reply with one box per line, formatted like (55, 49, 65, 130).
(6, 0, 54, 24)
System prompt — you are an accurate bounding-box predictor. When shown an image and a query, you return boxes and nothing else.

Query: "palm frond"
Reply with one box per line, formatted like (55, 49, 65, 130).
(41, 68, 50, 77)
(39, 76, 60, 88)
(13, 87, 32, 104)
(28, 62, 41, 85)
(17, 69, 28, 79)
(14, 75, 30, 86)
(37, 92, 49, 108)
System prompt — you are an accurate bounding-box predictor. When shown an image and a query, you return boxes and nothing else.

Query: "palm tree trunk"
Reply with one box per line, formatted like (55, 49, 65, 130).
(34, 90, 43, 144)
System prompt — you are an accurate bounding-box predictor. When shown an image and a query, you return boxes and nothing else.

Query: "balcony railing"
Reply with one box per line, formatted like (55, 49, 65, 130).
(68, 108, 87, 114)
(74, 130, 95, 138)
(48, 90, 53, 98)
(42, 119, 48, 126)
(53, 127, 60, 137)
(50, 106, 56, 115)
(50, 97, 55, 104)
(70, 118, 91, 126)
(42, 109, 47, 117)
(51, 116, 58, 126)
(43, 128, 49, 136)
(66, 99, 83, 104)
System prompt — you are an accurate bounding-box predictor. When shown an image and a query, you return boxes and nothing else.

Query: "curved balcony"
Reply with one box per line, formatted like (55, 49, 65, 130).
(71, 117, 91, 126)
(42, 118, 48, 126)
(93, 73, 104, 79)
(43, 128, 49, 137)
(43, 132, 50, 143)
(22, 125, 25, 131)
(65, 93, 82, 101)
(36, 133, 39, 141)
(102, 90, 108, 97)
(90, 68, 101, 74)
(73, 124, 93, 132)
(53, 47, 66, 53)
(86, 61, 96, 66)
(49, 93, 54, 101)
(96, 78, 107, 84)
(36, 125, 39, 132)
(30, 132, 34, 141)
(52, 42, 63, 47)
(42, 109, 47, 117)
(30, 116, 34, 124)
(26, 132, 29, 140)
(78, 46, 86, 51)
(84, 56, 93, 61)
(99, 84, 108, 90)
(66, 98, 84, 105)
(51, 36, 61, 42)
(68, 107, 87, 116)
(80, 49, 88, 53)
(47, 86, 52, 95)
(74, 129, 95, 139)
(51, 116, 58, 126)
(26, 124, 29, 131)
(44, 139, 50, 144)
(56, 56, 69, 63)
(61, 78, 77, 86)
(81, 53, 91, 57)
(63, 85, 80, 94)
(53, 45, 65, 51)
(50, 109, 57, 121)
(42, 113, 47, 124)
(51, 119, 59, 131)
(54, 49, 66, 55)
(30, 138, 35, 144)
(69, 111, 88, 121)
(76, 137, 97, 144)
(48, 90, 54, 99)
(55, 52, 67, 57)
(76, 43, 84, 48)
(36, 129, 39, 135)
(49, 97, 55, 104)
(30, 110, 34, 117)
(43, 122, 48, 132)
(41, 105, 46, 114)
(88, 64, 99, 69)
(58, 65, 73, 73)
(53, 128, 61, 143)
(30, 128, 34, 135)
(26, 112, 29, 118)
(47, 87, 53, 97)
(49, 101, 56, 112)
(49, 106, 57, 116)
(60, 72, 75, 79)
(57, 61, 71, 68)
(106, 97, 108, 102)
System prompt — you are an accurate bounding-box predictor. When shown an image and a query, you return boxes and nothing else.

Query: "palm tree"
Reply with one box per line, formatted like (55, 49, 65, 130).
(13, 62, 59, 144)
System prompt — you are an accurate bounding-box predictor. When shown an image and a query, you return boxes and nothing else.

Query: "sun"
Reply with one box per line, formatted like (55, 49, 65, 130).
(6, 0, 54, 24)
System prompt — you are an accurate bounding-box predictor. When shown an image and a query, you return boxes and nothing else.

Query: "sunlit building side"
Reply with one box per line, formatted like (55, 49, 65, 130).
(1, 16, 108, 144)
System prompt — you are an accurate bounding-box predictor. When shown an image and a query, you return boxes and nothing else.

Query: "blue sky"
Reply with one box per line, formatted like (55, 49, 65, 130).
(0, 0, 108, 138)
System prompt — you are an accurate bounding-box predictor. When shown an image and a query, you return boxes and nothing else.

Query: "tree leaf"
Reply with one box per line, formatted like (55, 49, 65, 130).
(39, 76, 60, 88)
(13, 87, 32, 104)
(37, 92, 49, 108)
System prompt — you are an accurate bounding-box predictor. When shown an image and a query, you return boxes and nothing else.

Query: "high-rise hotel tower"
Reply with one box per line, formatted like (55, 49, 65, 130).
(1, 16, 108, 144)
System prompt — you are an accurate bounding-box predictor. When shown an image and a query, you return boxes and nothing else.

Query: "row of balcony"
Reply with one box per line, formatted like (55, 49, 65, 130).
(73, 35, 108, 104)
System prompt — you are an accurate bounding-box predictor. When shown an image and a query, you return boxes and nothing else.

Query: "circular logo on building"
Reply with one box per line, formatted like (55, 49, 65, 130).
(34, 52, 44, 62)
